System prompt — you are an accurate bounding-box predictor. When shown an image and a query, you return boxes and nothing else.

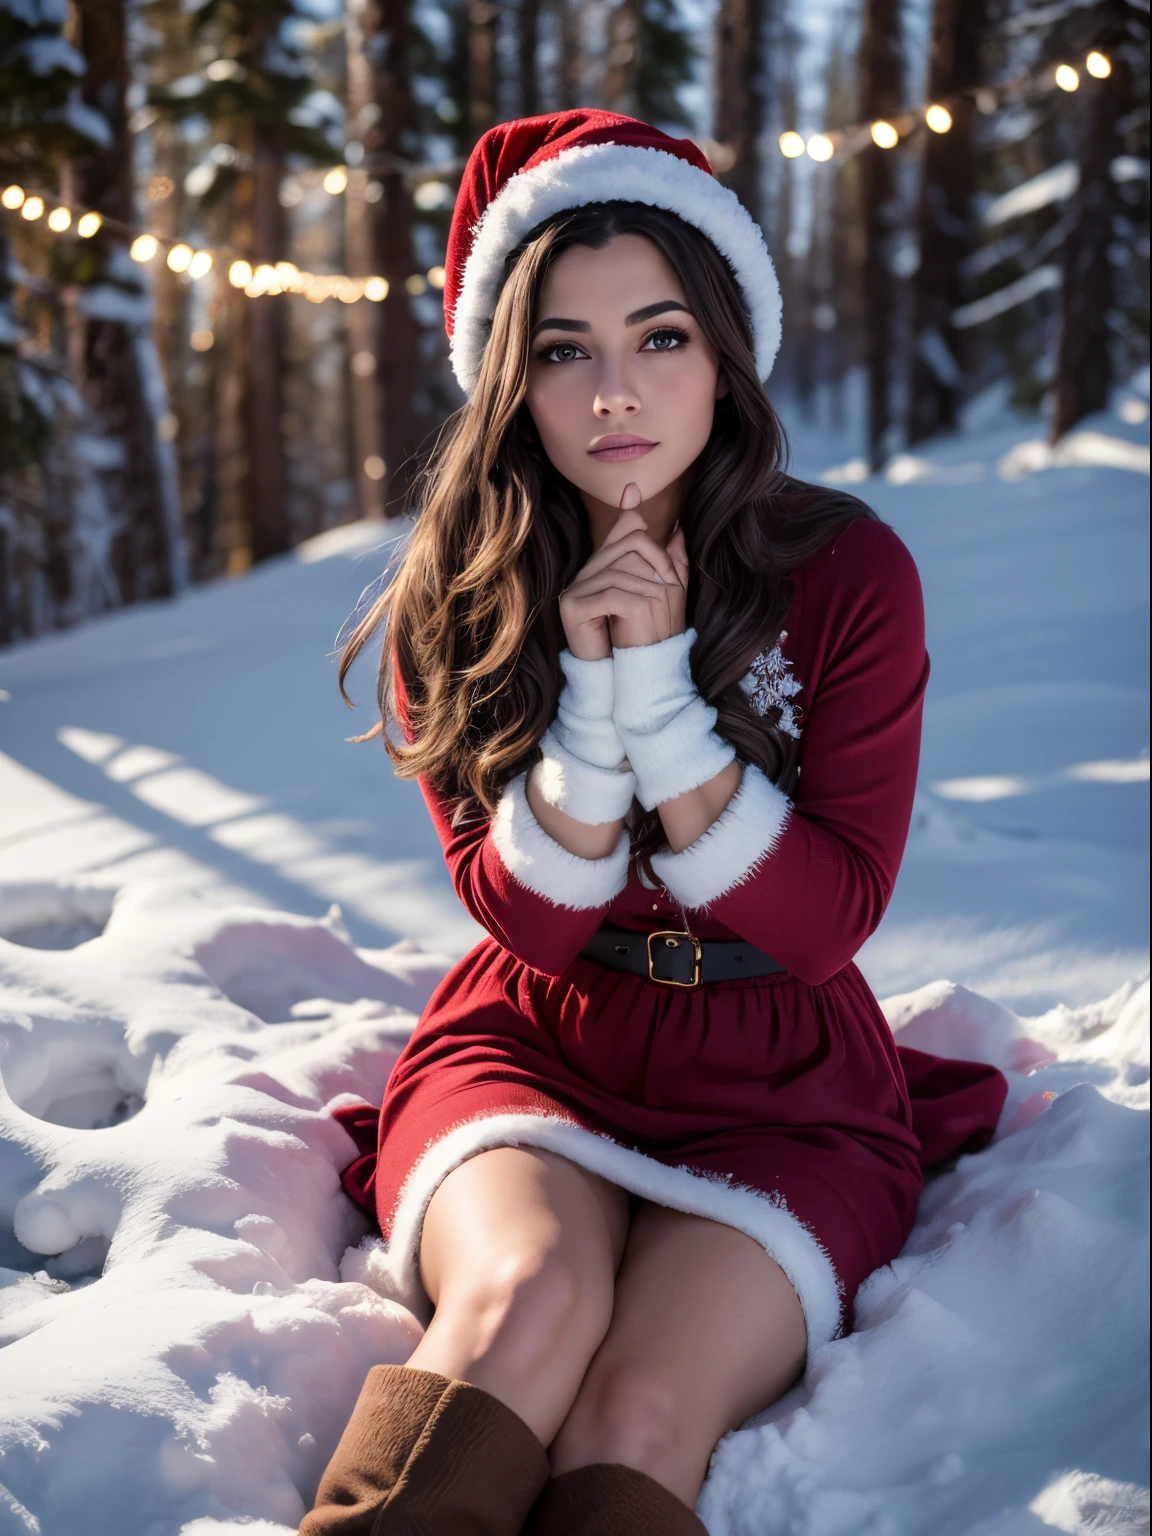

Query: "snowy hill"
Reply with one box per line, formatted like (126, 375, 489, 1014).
(0, 392, 1147, 1535)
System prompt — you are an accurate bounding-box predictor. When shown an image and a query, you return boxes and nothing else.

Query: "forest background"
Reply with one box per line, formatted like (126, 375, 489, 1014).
(0, 0, 1147, 646)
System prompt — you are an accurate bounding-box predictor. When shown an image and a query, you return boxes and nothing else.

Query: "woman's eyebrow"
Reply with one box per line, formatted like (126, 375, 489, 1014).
(625, 300, 691, 325)
(531, 316, 591, 338)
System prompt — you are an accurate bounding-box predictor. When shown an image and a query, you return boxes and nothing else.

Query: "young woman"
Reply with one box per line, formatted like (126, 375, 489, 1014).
(301, 111, 1007, 1536)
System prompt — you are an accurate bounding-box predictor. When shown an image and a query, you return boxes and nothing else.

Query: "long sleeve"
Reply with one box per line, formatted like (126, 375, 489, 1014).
(414, 774, 623, 976)
(395, 659, 627, 977)
(651, 521, 929, 986)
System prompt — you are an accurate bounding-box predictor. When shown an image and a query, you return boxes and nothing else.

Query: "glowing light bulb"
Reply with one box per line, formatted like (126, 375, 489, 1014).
(806, 134, 834, 162)
(778, 132, 805, 159)
(322, 166, 348, 195)
(363, 276, 389, 301)
(925, 104, 953, 133)
(47, 206, 72, 231)
(130, 233, 159, 262)
(426, 266, 447, 289)
(21, 196, 45, 221)
(77, 211, 102, 238)
(870, 121, 899, 149)
(1055, 64, 1080, 91)
(188, 250, 213, 279)
(167, 243, 193, 272)
(1, 185, 25, 210)
(228, 259, 253, 287)
(1085, 51, 1110, 78)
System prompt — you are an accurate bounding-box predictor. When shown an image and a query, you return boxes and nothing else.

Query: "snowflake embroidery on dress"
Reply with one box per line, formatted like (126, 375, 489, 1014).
(738, 631, 803, 739)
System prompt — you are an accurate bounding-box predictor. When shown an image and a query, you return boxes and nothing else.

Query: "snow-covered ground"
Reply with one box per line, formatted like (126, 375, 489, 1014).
(0, 386, 1147, 1535)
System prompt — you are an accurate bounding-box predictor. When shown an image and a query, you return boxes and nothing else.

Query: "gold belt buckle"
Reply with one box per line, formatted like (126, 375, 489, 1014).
(646, 930, 703, 988)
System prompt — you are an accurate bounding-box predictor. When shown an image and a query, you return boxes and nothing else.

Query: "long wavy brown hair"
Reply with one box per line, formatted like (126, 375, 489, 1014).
(339, 201, 876, 864)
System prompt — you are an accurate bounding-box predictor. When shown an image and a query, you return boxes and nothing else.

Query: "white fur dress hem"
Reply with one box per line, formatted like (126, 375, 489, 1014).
(341, 1111, 845, 1369)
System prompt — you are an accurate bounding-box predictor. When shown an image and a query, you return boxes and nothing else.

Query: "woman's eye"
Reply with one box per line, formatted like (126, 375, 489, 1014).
(641, 327, 690, 352)
(537, 341, 586, 364)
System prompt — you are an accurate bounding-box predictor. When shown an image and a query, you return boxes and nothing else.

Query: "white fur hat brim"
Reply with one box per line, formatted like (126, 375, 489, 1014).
(447, 142, 782, 396)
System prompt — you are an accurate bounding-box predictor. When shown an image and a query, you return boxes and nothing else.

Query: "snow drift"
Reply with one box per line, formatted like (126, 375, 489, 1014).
(0, 881, 1146, 1535)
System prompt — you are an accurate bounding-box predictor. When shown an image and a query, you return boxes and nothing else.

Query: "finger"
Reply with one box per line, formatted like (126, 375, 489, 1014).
(601, 508, 648, 548)
(604, 549, 680, 584)
(567, 569, 670, 602)
(581, 528, 679, 584)
(666, 526, 690, 586)
(619, 481, 643, 512)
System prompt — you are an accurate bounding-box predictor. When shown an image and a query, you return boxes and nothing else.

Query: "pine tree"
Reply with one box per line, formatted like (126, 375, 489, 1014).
(858, 0, 904, 470)
(346, 0, 427, 513)
(1, 0, 167, 641)
(1048, 0, 1147, 438)
(906, 0, 989, 443)
(713, 0, 767, 220)
(149, 0, 331, 565)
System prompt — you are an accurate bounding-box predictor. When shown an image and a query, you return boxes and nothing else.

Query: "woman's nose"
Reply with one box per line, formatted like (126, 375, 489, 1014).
(592, 359, 641, 418)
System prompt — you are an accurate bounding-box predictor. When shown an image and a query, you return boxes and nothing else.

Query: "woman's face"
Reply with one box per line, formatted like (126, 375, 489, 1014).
(523, 233, 726, 517)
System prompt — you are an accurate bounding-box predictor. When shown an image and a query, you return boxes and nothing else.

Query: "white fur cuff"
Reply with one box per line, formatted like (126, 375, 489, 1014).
(612, 629, 737, 810)
(491, 772, 631, 908)
(650, 763, 791, 908)
(532, 728, 637, 824)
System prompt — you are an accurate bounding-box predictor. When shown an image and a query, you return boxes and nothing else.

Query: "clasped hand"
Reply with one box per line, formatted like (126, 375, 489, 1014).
(560, 484, 688, 660)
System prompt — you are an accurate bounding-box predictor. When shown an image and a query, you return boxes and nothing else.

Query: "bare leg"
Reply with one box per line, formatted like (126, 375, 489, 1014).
(404, 1146, 631, 1444)
(549, 1203, 809, 1506)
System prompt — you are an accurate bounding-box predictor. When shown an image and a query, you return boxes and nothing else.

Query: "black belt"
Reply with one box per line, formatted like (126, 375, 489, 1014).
(580, 924, 785, 989)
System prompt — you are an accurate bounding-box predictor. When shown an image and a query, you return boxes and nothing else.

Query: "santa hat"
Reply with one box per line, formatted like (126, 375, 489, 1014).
(444, 109, 782, 397)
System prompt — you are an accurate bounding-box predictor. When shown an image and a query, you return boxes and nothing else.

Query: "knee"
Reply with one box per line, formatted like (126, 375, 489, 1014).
(566, 1364, 692, 1480)
(442, 1246, 611, 1376)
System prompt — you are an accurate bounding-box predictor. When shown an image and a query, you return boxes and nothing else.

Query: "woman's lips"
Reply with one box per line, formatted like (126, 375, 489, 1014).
(588, 436, 658, 463)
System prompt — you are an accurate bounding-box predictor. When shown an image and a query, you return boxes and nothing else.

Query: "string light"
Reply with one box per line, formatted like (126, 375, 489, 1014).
(4, 186, 414, 307)
(427, 266, 447, 290)
(775, 49, 1114, 162)
(322, 167, 348, 195)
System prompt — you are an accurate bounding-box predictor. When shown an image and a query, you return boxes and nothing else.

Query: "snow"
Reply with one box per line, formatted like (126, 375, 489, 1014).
(982, 163, 1078, 228)
(952, 266, 1062, 330)
(0, 394, 1147, 1533)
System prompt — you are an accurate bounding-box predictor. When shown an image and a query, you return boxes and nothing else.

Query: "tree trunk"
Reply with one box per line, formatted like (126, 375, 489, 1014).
(1050, 57, 1124, 441)
(68, 0, 186, 601)
(519, 0, 541, 116)
(345, 0, 386, 520)
(361, 0, 425, 513)
(602, 0, 640, 116)
(858, 0, 904, 470)
(906, 0, 985, 443)
(555, 0, 582, 110)
(467, 0, 499, 146)
(713, 0, 766, 224)
(245, 121, 290, 561)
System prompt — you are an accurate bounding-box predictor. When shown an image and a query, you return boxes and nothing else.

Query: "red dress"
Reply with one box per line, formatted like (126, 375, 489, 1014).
(336, 519, 1007, 1359)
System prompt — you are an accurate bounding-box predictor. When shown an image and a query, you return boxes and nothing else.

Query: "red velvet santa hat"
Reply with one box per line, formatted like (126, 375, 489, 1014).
(444, 109, 782, 396)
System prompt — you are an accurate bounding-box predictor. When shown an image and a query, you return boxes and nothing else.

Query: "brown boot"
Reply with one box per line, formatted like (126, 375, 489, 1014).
(526, 1464, 708, 1534)
(300, 1364, 549, 1534)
